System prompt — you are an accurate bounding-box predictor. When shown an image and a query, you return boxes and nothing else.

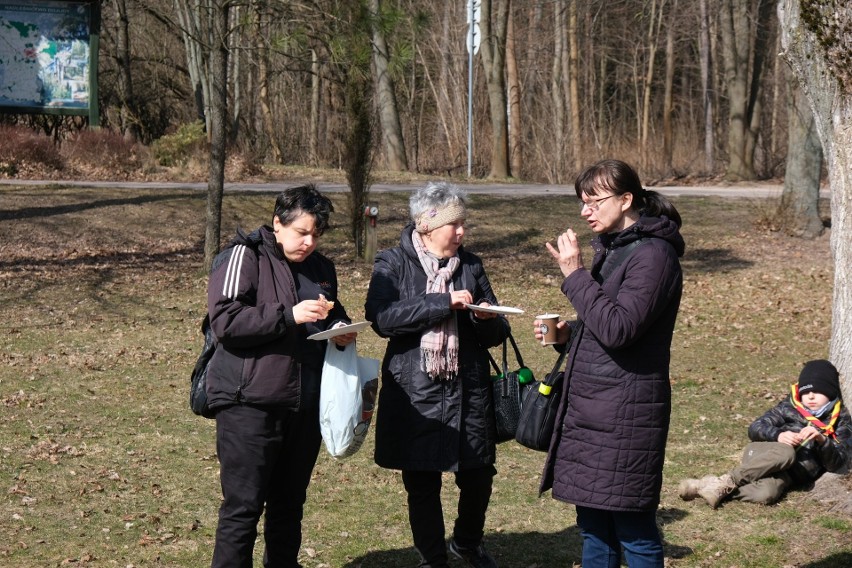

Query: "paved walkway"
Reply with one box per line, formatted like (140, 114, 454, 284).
(1, 178, 795, 198)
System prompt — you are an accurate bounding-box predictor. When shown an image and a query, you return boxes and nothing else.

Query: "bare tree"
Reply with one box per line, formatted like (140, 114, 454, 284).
(204, 0, 230, 271)
(698, 0, 715, 174)
(256, 7, 282, 163)
(719, 0, 775, 180)
(639, 0, 665, 169)
(479, 0, 511, 178)
(779, 0, 852, 396)
(506, 8, 522, 177)
(567, 0, 580, 173)
(370, 0, 408, 171)
(111, 0, 140, 141)
(551, 1, 566, 182)
(662, 0, 677, 173)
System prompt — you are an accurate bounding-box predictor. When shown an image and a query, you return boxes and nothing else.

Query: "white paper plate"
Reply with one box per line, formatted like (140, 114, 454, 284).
(307, 321, 372, 340)
(463, 304, 525, 315)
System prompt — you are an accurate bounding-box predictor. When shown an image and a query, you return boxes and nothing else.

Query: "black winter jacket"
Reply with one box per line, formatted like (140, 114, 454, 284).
(365, 225, 509, 471)
(205, 227, 349, 411)
(541, 215, 685, 512)
(748, 395, 852, 483)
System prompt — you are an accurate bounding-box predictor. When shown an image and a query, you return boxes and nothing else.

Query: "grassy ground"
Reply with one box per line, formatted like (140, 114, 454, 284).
(0, 185, 849, 568)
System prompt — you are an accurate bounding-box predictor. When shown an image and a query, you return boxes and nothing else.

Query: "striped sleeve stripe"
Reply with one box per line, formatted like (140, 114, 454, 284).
(222, 245, 247, 299)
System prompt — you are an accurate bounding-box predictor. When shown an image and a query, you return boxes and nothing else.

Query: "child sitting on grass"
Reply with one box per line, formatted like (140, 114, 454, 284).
(679, 359, 852, 508)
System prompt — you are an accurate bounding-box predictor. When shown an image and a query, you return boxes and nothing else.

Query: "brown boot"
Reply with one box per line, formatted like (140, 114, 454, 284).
(697, 473, 737, 509)
(678, 476, 717, 501)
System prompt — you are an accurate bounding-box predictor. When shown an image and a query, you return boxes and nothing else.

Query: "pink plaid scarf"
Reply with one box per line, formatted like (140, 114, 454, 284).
(412, 231, 460, 381)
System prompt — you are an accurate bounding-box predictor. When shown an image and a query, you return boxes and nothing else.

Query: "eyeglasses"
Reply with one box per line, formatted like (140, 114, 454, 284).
(579, 194, 615, 212)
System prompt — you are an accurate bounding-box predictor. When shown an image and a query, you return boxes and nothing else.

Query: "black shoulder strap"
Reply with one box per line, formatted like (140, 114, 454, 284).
(486, 331, 526, 376)
(594, 237, 649, 283)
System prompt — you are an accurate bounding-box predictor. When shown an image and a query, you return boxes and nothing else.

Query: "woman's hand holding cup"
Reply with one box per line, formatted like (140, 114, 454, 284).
(533, 315, 571, 346)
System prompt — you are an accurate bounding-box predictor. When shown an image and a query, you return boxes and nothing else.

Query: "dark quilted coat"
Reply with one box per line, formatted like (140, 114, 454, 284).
(540, 215, 685, 512)
(365, 224, 509, 472)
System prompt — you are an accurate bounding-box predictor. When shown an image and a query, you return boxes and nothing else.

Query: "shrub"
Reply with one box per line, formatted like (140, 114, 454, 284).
(61, 129, 145, 177)
(0, 125, 63, 177)
(151, 121, 207, 167)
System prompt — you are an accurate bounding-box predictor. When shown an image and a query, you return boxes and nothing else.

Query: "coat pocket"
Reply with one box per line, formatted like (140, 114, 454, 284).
(567, 376, 623, 434)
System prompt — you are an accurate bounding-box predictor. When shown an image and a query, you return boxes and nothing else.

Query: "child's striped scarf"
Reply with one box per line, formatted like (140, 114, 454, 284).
(790, 383, 841, 441)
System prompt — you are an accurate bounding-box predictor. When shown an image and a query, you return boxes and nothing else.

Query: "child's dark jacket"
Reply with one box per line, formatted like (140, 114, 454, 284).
(748, 396, 852, 484)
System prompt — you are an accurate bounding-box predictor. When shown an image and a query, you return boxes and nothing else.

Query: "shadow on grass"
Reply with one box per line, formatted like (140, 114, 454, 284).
(341, 519, 695, 567)
(0, 244, 203, 271)
(341, 527, 581, 567)
(801, 552, 852, 568)
(681, 247, 753, 272)
(473, 227, 544, 255)
(0, 192, 196, 221)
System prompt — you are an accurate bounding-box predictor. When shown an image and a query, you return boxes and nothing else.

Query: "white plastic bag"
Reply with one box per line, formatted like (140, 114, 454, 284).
(319, 342, 380, 458)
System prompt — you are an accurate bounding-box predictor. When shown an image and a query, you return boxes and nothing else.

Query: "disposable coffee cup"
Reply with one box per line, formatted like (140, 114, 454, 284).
(536, 314, 560, 345)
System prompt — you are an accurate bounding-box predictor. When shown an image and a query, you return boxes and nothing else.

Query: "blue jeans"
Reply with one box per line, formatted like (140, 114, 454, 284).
(575, 506, 663, 568)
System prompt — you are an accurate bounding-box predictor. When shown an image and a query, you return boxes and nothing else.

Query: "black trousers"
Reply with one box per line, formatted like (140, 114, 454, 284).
(402, 465, 497, 568)
(211, 400, 322, 568)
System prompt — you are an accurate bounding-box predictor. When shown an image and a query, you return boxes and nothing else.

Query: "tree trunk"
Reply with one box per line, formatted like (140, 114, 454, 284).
(721, 0, 773, 181)
(640, 0, 662, 168)
(370, 0, 408, 171)
(720, 0, 753, 180)
(310, 49, 321, 167)
(779, 70, 824, 238)
(567, 0, 581, 173)
(779, 0, 852, 398)
(111, 0, 139, 141)
(174, 0, 211, 131)
(506, 8, 522, 178)
(204, 0, 230, 272)
(662, 0, 677, 173)
(258, 9, 281, 163)
(699, 0, 715, 174)
(228, 6, 242, 146)
(479, 0, 511, 179)
(551, 1, 565, 183)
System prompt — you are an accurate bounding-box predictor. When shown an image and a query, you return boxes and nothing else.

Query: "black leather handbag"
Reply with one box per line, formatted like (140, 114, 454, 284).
(514, 338, 572, 451)
(515, 237, 651, 451)
(487, 332, 535, 443)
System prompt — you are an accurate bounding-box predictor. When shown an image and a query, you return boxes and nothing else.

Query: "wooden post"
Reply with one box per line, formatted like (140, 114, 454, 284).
(364, 202, 378, 262)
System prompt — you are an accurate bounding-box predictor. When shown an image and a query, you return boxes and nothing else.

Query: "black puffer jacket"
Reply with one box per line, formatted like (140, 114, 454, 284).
(206, 227, 348, 411)
(748, 395, 852, 483)
(540, 215, 685, 512)
(365, 225, 509, 471)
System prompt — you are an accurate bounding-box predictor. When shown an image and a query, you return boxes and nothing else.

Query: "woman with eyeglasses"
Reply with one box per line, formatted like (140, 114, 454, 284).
(532, 160, 684, 568)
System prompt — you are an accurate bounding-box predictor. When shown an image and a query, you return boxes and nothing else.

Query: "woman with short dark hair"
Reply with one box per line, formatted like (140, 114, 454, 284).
(206, 184, 358, 567)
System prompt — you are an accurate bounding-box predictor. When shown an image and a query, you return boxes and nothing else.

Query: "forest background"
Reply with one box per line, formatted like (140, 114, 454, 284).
(2, 0, 804, 188)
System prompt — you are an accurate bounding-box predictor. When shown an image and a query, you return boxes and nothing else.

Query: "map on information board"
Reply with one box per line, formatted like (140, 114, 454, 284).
(0, 1, 91, 109)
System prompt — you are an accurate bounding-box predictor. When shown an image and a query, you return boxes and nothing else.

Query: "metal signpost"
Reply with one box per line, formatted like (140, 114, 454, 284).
(466, 0, 481, 178)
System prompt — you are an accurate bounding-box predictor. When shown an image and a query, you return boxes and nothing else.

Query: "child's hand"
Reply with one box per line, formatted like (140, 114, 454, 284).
(777, 431, 800, 446)
(799, 426, 826, 446)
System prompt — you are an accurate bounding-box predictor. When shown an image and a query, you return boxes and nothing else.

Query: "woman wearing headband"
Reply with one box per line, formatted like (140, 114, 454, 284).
(366, 181, 509, 568)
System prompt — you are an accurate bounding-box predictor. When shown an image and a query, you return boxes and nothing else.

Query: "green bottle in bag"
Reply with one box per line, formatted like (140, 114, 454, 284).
(517, 367, 534, 384)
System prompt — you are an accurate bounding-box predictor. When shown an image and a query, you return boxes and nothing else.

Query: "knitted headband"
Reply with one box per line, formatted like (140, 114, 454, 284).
(415, 203, 467, 233)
